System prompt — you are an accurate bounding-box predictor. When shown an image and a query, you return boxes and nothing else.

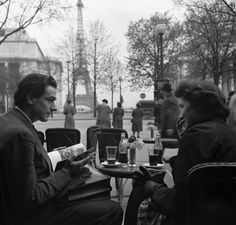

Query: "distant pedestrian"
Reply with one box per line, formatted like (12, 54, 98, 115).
(112, 102, 124, 128)
(63, 99, 75, 128)
(96, 99, 112, 128)
(154, 98, 164, 128)
(160, 83, 180, 138)
(131, 102, 144, 138)
(50, 108, 54, 118)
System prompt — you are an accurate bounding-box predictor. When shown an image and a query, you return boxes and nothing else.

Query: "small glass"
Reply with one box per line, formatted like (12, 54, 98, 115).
(106, 146, 117, 165)
(148, 148, 160, 166)
(128, 147, 136, 166)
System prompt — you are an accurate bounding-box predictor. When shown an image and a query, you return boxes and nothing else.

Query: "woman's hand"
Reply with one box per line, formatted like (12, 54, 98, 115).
(176, 117, 186, 138)
(144, 180, 157, 197)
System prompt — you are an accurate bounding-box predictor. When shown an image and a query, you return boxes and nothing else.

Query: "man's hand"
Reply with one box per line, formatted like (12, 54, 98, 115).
(132, 166, 152, 187)
(64, 154, 94, 177)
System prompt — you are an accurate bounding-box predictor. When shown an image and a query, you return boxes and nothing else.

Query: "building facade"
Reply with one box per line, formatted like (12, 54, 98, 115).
(0, 28, 63, 113)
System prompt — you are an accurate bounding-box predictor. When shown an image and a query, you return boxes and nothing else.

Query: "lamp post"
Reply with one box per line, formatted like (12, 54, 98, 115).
(93, 37, 98, 117)
(119, 76, 122, 103)
(71, 62, 76, 110)
(154, 23, 167, 101)
(66, 60, 71, 100)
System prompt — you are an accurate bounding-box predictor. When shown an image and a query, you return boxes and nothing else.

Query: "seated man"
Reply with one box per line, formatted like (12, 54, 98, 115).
(0, 73, 123, 225)
(124, 80, 236, 225)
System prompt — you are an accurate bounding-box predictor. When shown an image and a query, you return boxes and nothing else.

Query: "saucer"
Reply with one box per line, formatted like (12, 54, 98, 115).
(142, 163, 164, 168)
(101, 161, 122, 168)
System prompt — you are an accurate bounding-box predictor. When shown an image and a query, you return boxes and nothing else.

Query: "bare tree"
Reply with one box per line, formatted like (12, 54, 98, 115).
(85, 20, 117, 114)
(100, 49, 125, 109)
(182, 0, 236, 85)
(0, 0, 72, 45)
(53, 26, 77, 107)
(220, 0, 236, 16)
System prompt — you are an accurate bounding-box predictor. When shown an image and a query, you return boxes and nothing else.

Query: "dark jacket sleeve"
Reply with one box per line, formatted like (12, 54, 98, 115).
(150, 124, 218, 217)
(3, 130, 72, 211)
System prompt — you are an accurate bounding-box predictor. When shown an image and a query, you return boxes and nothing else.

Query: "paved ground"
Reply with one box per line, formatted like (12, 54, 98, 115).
(34, 112, 174, 223)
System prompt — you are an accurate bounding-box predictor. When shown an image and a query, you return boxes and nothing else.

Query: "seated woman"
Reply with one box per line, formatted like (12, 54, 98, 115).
(124, 80, 236, 225)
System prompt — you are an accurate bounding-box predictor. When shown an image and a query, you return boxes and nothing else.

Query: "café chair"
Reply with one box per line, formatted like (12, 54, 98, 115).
(96, 128, 128, 163)
(95, 128, 129, 202)
(37, 130, 45, 145)
(186, 162, 236, 225)
(45, 128, 81, 152)
(86, 125, 102, 150)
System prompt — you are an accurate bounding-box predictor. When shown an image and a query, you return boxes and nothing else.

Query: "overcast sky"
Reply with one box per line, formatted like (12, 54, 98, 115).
(28, 0, 185, 108)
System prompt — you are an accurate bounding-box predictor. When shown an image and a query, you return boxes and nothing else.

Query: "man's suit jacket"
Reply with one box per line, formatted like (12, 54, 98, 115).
(0, 107, 72, 225)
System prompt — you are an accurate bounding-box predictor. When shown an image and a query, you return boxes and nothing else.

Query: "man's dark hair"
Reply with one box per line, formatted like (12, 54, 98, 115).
(117, 102, 121, 107)
(14, 73, 57, 108)
(102, 99, 108, 104)
(175, 80, 229, 120)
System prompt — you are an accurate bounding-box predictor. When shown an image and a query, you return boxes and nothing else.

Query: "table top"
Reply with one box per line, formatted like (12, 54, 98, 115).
(96, 162, 165, 179)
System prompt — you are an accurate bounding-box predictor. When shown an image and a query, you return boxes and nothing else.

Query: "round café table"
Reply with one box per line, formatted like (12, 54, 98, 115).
(94, 138, 177, 202)
(96, 162, 165, 202)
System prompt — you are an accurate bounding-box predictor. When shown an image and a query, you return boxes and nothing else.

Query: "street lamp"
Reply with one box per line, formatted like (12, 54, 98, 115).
(153, 23, 167, 101)
(93, 37, 98, 117)
(66, 60, 71, 100)
(155, 24, 167, 80)
(119, 76, 122, 104)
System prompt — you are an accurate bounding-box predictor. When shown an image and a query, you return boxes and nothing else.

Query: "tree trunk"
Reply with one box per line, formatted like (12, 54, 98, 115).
(213, 69, 220, 86)
(111, 89, 114, 110)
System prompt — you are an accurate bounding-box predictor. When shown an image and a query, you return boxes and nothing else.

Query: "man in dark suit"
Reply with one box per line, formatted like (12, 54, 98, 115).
(0, 74, 123, 225)
(96, 99, 112, 128)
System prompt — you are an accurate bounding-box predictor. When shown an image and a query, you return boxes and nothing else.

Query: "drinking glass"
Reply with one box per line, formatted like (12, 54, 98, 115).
(148, 148, 160, 166)
(106, 146, 117, 165)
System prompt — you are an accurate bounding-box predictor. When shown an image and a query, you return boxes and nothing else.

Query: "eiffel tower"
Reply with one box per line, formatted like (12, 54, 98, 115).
(74, 0, 94, 109)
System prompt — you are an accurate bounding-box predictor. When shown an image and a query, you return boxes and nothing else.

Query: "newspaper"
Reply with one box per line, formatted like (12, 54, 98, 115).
(48, 143, 86, 171)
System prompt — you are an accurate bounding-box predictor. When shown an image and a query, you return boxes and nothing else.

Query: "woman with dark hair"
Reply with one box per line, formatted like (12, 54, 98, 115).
(124, 80, 236, 225)
(112, 102, 124, 128)
(131, 102, 144, 137)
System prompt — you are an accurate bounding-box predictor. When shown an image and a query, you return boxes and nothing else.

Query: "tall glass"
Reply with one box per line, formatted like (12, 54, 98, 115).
(106, 146, 117, 165)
